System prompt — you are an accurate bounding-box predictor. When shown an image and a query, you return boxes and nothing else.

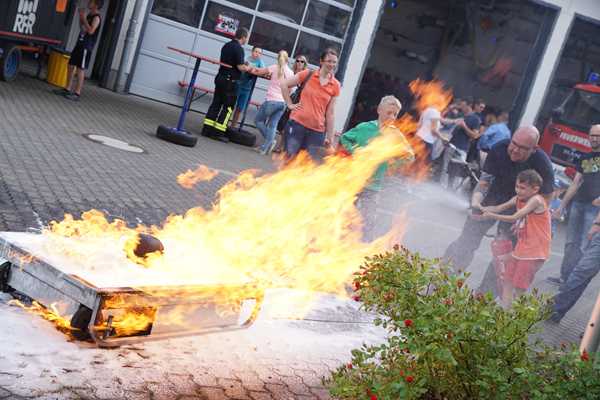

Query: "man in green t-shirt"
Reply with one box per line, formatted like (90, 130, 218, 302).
(340, 95, 415, 240)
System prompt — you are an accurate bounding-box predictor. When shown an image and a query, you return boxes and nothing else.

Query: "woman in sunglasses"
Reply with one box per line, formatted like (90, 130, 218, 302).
(293, 56, 308, 74)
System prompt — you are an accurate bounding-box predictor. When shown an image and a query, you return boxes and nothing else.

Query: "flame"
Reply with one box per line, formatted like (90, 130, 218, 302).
(35, 80, 452, 336)
(404, 79, 454, 181)
(177, 165, 219, 189)
(9, 299, 76, 333)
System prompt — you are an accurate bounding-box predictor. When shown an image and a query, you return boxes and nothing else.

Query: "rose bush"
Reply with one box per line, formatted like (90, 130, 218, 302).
(325, 246, 600, 399)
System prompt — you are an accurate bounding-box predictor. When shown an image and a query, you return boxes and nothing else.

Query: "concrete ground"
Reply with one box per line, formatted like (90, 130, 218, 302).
(0, 73, 597, 399)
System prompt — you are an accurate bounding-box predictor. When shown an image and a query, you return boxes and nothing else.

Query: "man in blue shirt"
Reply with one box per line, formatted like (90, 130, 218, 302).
(478, 111, 511, 152)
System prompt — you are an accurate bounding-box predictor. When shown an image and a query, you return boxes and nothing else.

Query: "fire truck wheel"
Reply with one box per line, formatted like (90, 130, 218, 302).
(156, 125, 198, 147)
(0, 45, 21, 82)
(70, 305, 93, 341)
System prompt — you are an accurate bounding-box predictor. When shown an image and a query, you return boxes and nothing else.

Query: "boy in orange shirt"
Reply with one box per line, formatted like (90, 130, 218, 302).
(478, 169, 551, 306)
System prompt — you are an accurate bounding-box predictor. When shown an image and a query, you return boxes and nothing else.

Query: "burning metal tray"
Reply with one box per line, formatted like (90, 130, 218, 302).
(0, 232, 263, 347)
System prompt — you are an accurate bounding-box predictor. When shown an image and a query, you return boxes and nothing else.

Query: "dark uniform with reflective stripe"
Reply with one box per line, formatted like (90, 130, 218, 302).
(202, 39, 245, 138)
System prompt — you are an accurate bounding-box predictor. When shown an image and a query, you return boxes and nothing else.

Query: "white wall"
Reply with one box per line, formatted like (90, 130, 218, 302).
(334, 0, 385, 133)
(520, 0, 600, 126)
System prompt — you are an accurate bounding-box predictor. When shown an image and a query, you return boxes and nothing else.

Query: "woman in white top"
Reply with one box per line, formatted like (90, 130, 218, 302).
(250, 50, 294, 155)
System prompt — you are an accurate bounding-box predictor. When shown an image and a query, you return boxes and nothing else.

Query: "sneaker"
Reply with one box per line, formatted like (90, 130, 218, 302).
(64, 92, 80, 101)
(546, 276, 564, 286)
(52, 88, 70, 96)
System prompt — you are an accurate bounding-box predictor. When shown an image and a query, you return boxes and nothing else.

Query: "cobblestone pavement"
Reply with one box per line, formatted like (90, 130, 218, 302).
(0, 74, 596, 399)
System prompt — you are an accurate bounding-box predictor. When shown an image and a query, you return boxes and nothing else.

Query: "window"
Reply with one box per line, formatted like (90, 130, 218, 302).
(251, 18, 298, 55)
(559, 89, 600, 131)
(201, 2, 253, 39)
(334, 0, 355, 6)
(295, 32, 341, 67)
(228, 0, 258, 9)
(151, 0, 206, 27)
(258, 0, 307, 25)
(304, 1, 351, 38)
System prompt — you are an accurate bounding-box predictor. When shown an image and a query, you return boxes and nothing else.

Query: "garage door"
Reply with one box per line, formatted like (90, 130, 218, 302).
(129, 0, 356, 112)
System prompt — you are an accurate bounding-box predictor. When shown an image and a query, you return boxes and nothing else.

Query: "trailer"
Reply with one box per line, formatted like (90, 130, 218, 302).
(0, 0, 74, 81)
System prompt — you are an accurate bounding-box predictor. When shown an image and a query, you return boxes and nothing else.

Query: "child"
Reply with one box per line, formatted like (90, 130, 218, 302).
(479, 169, 551, 306)
(230, 46, 265, 128)
(53, 0, 103, 101)
(339, 95, 415, 240)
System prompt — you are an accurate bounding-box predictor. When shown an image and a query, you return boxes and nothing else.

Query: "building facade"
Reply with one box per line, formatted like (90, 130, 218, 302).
(109, 0, 600, 133)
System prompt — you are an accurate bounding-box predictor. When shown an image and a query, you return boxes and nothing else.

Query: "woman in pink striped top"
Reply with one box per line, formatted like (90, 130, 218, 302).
(250, 50, 294, 155)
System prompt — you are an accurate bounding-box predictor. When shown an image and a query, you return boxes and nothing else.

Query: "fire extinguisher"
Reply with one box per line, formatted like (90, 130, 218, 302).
(491, 238, 513, 294)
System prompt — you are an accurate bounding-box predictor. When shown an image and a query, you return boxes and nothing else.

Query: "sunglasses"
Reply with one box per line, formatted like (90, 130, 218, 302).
(295, 60, 306, 64)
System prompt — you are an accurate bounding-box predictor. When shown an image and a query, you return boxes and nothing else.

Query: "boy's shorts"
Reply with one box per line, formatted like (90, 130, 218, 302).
(504, 258, 544, 289)
(69, 43, 92, 70)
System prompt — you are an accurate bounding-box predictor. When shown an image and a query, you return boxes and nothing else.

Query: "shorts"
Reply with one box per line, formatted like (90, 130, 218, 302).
(69, 43, 92, 70)
(235, 87, 252, 112)
(504, 258, 544, 290)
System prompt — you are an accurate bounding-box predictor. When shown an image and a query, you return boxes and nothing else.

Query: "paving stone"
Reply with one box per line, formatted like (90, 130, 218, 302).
(248, 391, 274, 400)
(264, 384, 296, 400)
(166, 373, 199, 396)
(217, 378, 249, 399)
(198, 387, 228, 400)
(0, 387, 11, 399)
(309, 388, 332, 400)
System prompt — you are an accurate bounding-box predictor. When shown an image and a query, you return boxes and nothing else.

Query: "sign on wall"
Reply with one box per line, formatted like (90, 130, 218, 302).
(215, 14, 239, 37)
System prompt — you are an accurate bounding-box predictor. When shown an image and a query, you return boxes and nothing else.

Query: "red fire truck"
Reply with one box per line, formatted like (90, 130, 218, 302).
(539, 81, 598, 167)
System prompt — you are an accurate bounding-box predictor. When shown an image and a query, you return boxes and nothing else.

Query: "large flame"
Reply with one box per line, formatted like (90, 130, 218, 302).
(33, 79, 452, 335)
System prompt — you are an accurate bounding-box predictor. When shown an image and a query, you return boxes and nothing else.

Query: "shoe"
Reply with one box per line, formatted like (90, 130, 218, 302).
(64, 92, 80, 101)
(546, 276, 564, 286)
(268, 140, 277, 154)
(52, 88, 71, 96)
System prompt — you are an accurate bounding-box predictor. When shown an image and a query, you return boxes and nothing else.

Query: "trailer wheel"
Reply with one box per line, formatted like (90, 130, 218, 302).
(0, 45, 21, 82)
(70, 304, 93, 341)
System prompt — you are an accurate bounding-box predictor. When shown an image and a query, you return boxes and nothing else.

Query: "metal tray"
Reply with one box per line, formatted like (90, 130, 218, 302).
(0, 232, 263, 347)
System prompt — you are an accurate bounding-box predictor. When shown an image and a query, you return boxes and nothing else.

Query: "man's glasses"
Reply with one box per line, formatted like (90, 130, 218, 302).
(510, 139, 535, 152)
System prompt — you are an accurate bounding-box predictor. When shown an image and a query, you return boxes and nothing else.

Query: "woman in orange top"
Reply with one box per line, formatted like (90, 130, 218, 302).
(478, 169, 551, 307)
(280, 48, 341, 160)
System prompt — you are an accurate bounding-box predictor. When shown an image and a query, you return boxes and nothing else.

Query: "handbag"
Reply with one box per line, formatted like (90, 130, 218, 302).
(277, 70, 315, 132)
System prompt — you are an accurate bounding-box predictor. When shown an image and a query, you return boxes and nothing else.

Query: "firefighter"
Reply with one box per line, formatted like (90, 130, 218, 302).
(201, 27, 252, 142)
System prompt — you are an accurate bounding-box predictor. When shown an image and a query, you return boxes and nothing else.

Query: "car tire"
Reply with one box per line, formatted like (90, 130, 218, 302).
(226, 128, 256, 147)
(156, 125, 198, 147)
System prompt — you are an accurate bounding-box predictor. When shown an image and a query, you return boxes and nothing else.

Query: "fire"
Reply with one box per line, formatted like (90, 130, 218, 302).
(177, 165, 219, 189)
(404, 79, 453, 181)
(9, 299, 75, 333)
(36, 80, 452, 335)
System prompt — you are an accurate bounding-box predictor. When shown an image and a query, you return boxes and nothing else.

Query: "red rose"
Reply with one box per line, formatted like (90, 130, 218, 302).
(347, 363, 353, 369)
(352, 295, 361, 302)
(405, 375, 414, 383)
(370, 395, 378, 400)
(354, 281, 361, 290)
(404, 319, 413, 328)
(581, 350, 590, 362)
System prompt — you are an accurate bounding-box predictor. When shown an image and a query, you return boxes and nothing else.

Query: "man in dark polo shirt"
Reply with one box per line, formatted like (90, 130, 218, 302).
(443, 126, 555, 296)
(201, 27, 251, 141)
